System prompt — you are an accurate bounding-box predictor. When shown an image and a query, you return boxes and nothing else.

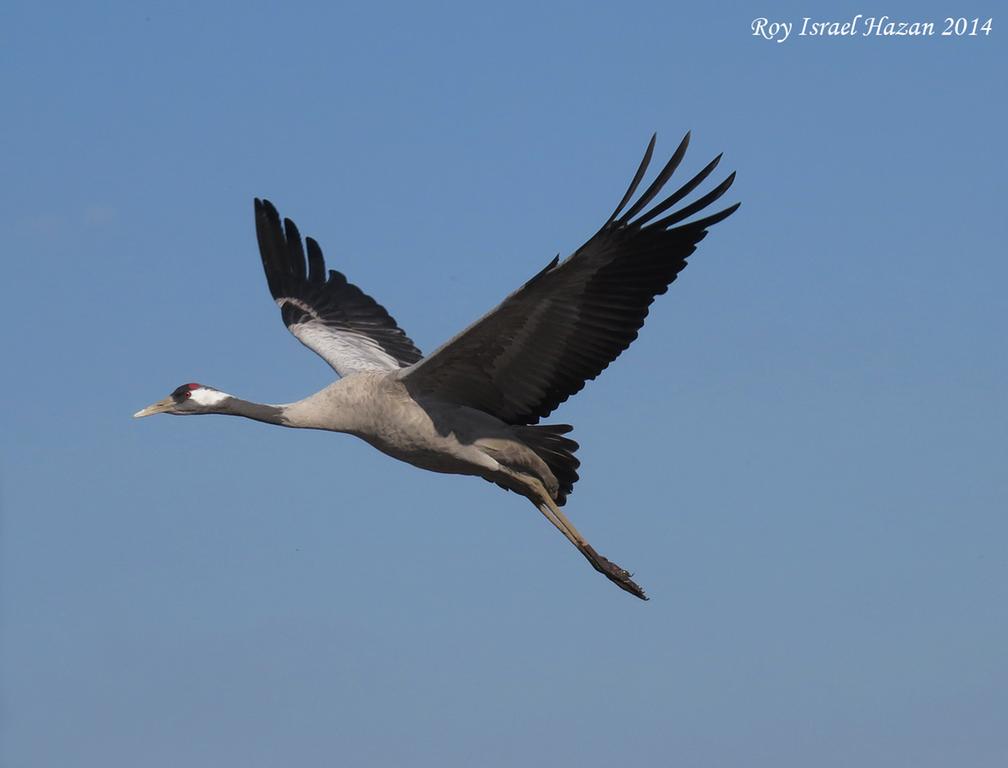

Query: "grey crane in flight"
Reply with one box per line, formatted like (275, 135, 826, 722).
(134, 134, 738, 599)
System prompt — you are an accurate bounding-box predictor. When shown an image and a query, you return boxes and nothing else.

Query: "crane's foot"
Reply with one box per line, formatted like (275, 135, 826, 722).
(532, 488, 649, 600)
(581, 544, 648, 600)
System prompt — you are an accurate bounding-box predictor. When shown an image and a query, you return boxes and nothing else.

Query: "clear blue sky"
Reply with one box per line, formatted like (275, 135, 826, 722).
(2, 1, 1005, 766)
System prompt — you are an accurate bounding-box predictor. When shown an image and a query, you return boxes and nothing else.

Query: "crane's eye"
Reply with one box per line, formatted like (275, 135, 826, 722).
(170, 383, 199, 403)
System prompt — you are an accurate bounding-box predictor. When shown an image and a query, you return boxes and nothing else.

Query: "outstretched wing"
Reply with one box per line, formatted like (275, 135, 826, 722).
(254, 198, 423, 376)
(399, 133, 738, 425)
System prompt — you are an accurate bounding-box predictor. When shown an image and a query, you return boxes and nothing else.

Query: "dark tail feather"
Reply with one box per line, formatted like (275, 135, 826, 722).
(515, 424, 580, 506)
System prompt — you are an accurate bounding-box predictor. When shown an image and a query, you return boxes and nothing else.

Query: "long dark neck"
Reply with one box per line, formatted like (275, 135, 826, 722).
(218, 397, 290, 426)
(210, 384, 356, 433)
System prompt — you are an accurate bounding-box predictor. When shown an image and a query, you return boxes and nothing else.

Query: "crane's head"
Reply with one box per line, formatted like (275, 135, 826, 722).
(133, 383, 229, 418)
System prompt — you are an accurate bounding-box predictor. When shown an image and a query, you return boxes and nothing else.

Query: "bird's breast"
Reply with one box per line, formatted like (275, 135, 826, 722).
(329, 375, 501, 477)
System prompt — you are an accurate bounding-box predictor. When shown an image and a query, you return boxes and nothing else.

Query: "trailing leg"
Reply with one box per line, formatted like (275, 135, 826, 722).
(530, 480, 647, 600)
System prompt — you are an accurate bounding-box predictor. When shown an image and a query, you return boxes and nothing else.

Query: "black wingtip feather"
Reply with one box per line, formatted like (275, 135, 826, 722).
(632, 152, 725, 228)
(305, 236, 326, 284)
(607, 134, 656, 224)
(680, 201, 741, 231)
(650, 171, 737, 230)
(256, 198, 280, 220)
(255, 197, 288, 300)
(618, 132, 692, 225)
(283, 217, 307, 281)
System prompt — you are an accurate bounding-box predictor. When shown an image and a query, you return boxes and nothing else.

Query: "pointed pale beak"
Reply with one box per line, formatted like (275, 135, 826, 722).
(133, 396, 175, 418)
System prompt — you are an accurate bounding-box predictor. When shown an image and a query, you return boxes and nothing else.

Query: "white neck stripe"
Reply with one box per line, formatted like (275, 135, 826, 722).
(190, 388, 229, 407)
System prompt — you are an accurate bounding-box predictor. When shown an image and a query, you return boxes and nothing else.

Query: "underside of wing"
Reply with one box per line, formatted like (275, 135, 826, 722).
(400, 133, 739, 424)
(254, 199, 423, 377)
